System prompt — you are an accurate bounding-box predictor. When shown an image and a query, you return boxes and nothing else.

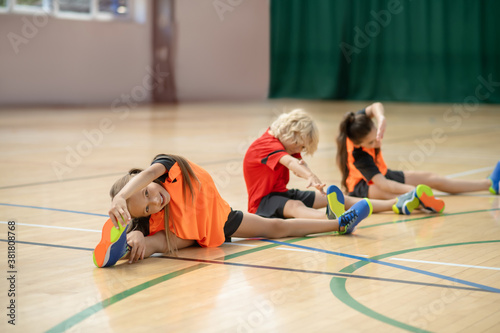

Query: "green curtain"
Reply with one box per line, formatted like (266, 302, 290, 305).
(270, 0, 500, 103)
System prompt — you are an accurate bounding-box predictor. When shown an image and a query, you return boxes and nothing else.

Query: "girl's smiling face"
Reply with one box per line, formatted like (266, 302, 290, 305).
(128, 182, 170, 218)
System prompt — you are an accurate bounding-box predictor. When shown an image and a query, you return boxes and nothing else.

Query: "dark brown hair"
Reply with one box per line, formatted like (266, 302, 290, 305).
(336, 112, 376, 192)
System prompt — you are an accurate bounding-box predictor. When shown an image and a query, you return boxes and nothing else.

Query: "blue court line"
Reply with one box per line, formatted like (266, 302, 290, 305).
(0, 236, 489, 294)
(261, 239, 500, 294)
(162, 256, 489, 293)
(0, 239, 93, 252)
(0, 203, 107, 217)
(0, 173, 123, 190)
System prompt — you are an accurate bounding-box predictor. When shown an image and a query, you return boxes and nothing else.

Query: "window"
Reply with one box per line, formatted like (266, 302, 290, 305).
(58, 0, 91, 14)
(16, 0, 42, 6)
(1, 0, 131, 20)
(99, 0, 128, 16)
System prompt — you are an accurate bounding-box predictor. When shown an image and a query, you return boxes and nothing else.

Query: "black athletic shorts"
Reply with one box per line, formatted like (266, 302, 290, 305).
(255, 189, 316, 218)
(224, 209, 244, 242)
(348, 169, 405, 198)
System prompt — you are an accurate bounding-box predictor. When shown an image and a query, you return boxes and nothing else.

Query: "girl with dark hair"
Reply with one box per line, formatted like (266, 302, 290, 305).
(336, 102, 500, 211)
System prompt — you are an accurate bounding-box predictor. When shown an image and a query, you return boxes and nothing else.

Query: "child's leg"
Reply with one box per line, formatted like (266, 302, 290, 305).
(143, 230, 195, 258)
(233, 213, 339, 238)
(346, 195, 395, 213)
(233, 199, 372, 238)
(282, 199, 327, 219)
(404, 170, 491, 194)
(282, 190, 328, 220)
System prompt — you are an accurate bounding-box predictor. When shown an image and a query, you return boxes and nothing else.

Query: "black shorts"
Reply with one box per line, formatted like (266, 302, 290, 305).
(348, 169, 405, 198)
(224, 209, 244, 242)
(255, 189, 316, 218)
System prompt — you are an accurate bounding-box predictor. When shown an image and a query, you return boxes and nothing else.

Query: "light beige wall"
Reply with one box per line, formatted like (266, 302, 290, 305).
(0, 0, 270, 106)
(0, 10, 152, 106)
(174, 0, 269, 101)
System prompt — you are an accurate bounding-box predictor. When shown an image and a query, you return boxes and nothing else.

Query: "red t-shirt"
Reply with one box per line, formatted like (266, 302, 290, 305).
(243, 129, 301, 213)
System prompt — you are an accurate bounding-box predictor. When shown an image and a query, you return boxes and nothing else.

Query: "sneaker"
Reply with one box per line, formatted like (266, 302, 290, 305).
(415, 184, 445, 213)
(392, 189, 419, 215)
(93, 217, 130, 268)
(326, 185, 345, 219)
(338, 198, 373, 235)
(488, 161, 500, 195)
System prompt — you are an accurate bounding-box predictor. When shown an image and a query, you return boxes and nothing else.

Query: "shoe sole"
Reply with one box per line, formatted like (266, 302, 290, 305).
(416, 185, 445, 213)
(93, 218, 128, 268)
(327, 185, 345, 219)
(392, 195, 419, 215)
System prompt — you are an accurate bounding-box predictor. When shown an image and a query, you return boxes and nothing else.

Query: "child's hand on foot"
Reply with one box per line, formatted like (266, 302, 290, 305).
(109, 196, 131, 229)
(127, 231, 146, 264)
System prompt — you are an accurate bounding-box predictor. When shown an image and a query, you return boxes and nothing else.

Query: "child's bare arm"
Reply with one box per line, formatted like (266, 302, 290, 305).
(279, 155, 326, 193)
(365, 102, 386, 141)
(109, 163, 166, 228)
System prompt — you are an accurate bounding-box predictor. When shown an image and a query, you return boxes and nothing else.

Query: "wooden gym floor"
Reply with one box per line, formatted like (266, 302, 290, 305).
(1, 101, 499, 332)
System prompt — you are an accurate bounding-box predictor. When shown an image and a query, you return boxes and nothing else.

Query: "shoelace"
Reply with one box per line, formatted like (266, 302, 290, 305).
(340, 210, 358, 228)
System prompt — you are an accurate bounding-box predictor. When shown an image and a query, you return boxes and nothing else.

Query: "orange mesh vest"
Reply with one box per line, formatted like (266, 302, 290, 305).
(148, 160, 231, 247)
(346, 138, 388, 193)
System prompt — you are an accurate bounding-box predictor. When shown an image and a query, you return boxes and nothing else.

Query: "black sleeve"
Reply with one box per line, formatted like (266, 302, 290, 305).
(352, 148, 381, 181)
(151, 155, 176, 183)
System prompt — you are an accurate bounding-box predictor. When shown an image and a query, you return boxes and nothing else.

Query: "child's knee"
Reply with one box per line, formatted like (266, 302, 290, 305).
(266, 218, 289, 238)
(283, 199, 306, 216)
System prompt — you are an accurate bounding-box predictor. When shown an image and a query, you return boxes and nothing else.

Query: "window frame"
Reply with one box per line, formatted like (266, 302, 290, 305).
(0, 0, 133, 21)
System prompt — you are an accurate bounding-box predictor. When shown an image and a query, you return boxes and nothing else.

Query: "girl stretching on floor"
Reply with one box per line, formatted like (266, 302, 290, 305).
(336, 102, 500, 213)
(93, 154, 372, 267)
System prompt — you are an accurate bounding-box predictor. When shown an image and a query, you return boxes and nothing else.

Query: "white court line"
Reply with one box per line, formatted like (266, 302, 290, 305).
(275, 246, 316, 253)
(223, 242, 257, 247)
(446, 166, 494, 179)
(389, 257, 500, 271)
(0, 221, 100, 233)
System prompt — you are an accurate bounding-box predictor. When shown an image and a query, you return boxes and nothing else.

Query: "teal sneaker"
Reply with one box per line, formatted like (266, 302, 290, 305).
(392, 189, 419, 215)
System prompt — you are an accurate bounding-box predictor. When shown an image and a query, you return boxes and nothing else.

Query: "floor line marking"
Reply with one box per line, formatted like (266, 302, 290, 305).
(446, 166, 494, 178)
(161, 256, 490, 293)
(389, 257, 500, 271)
(261, 239, 500, 293)
(0, 221, 100, 233)
(0, 203, 108, 217)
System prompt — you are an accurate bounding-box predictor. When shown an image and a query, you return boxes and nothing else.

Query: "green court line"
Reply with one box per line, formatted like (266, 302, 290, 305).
(330, 240, 500, 332)
(46, 208, 500, 332)
(46, 264, 208, 333)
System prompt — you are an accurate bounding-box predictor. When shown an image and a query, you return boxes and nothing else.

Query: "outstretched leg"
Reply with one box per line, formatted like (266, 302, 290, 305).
(404, 170, 491, 194)
(233, 199, 372, 238)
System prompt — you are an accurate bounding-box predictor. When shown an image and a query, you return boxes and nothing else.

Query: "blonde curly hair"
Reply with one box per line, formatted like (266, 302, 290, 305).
(269, 109, 319, 155)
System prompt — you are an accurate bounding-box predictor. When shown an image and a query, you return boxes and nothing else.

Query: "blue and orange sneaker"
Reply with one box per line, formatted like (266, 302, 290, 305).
(93, 217, 129, 268)
(415, 184, 445, 213)
(392, 189, 420, 215)
(488, 161, 500, 195)
(326, 185, 345, 219)
(338, 198, 373, 235)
